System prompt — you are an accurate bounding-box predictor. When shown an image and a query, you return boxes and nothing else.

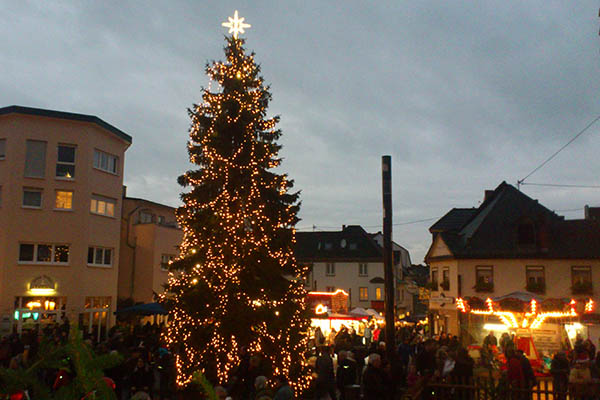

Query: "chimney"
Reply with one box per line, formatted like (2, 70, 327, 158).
(585, 205, 600, 221)
(122, 185, 127, 198)
(484, 190, 494, 202)
(342, 225, 346, 230)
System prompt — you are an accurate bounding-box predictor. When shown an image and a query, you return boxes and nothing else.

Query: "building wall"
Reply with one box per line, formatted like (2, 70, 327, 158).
(0, 112, 129, 330)
(429, 257, 600, 336)
(311, 261, 385, 309)
(118, 198, 182, 303)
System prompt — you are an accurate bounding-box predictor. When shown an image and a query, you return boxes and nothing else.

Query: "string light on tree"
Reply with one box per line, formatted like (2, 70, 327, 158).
(160, 11, 311, 392)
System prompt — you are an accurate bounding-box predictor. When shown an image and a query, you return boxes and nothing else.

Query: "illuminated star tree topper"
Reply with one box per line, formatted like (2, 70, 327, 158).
(222, 10, 251, 39)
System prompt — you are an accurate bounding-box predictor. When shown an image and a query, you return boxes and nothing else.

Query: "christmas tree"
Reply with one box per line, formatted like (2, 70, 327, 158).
(160, 12, 311, 390)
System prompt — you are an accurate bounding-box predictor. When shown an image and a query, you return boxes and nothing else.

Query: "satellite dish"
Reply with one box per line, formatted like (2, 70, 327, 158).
(340, 239, 347, 248)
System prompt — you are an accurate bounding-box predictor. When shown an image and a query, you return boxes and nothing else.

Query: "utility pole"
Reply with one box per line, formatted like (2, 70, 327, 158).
(381, 155, 395, 361)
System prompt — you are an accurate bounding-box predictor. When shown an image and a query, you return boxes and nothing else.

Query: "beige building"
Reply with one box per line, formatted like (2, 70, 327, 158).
(426, 182, 600, 343)
(0, 105, 131, 338)
(296, 225, 413, 314)
(118, 196, 182, 304)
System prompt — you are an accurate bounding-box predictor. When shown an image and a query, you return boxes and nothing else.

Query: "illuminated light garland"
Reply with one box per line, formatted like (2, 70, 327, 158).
(586, 298, 594, 313)
(315, 304, 327, 315)
(159, 31, 312, 393)
(308, 289, 349, 297)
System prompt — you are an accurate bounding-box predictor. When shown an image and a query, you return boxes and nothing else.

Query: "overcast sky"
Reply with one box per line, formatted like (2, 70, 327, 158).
(2, 2, 599, 262)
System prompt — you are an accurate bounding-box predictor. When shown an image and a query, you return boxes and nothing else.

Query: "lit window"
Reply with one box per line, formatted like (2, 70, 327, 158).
(23, 188, 42, 208)
(90, 195, 116, 217)
(0, 138, 5, 160)
(359, 287, 368, 301)
(55, 191, 73, 210)
(326, 262, 335, 276)
(18, 244, 69, 264)
(93, 149, 118, 174)
(56, 145, 75, 178)
(161, 254, 175, 271)
(375, 287, 382, 300)
(87, 247, 112, 267)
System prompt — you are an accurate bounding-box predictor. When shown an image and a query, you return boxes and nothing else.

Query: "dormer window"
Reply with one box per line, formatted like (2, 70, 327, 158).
(517, 219, 536, 246)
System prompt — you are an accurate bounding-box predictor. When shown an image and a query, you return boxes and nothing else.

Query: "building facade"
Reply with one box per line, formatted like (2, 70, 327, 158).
(0, 105, 131, 338)
(296, 225, 413, 313)
(118, 196, 182, 304)
(425, 182, 600, 343)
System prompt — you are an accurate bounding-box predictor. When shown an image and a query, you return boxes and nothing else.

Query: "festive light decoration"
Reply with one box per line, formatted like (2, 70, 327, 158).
(159, 31, 311, 392)
(456, 297, 585, 330)
(222, 10, 251, 39)
(308, 289, 349, 297)
(315, 304, 328, 315)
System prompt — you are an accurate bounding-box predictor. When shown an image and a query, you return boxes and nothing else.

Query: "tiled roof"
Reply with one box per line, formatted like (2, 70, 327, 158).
(427, 181, 600, 260)
(429, 208, 477, 232)
(0, 105, 132, 144)
(295, 225, 383, 262)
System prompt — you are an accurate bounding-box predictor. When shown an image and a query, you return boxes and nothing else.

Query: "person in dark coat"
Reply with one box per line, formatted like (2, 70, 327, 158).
(362, 353, 387, 400)
(272, 375, 294, 400)
(315, 346, 336, 400)
(517, 349, 535, 399)
(336, 350, 357, 399)
(130, 357, 154, 396)
(551, 351, 569, 400)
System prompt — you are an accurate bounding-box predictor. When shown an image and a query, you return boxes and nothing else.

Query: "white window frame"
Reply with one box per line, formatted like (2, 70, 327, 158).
(22, 188, 42, 209)
(93, 149, 118, 175)
(87, 247, 113, 267)
(325, 262, 335, 276)
(160, 254, 175, 271)
(18, 243, 70, 265)
(56, 144, 76, 179)
(90, 195, 116, 217)
(359, 263, 368, 276)
(0, 138, 5, 160)
(54, 190, 73, 211)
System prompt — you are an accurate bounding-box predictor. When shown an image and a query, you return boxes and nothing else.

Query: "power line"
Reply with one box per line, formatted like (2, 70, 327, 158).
(518, 114, 600, 187)
(521, 182, 600, 189)
(295, 217, 439, 232)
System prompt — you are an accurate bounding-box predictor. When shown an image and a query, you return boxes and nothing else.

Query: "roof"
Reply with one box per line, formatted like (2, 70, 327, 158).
(295, 225, 383, 262)
(124, 196, 177, 211)
(426, 181, 600, 261)
(0, 105, 132, 144)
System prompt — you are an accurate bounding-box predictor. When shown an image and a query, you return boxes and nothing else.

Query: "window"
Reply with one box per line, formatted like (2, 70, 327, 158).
(526, 266, 545, 293)
(18, 244, 69, 264)
(24, 140, 46, 178)
(572, 266, 592, 294)
(139, 211, 153, 224)
(325, 286, 335, 292)
(55, 191, 73, 210)
(23, 188, 42, 208)
(87, 247, 112, 267)
(441, 268, 450, 290)
(93, 149, 118, 174)
(158, 216, 165, 224)
(56, 145, 75, 178)
(431, 268, 438, 291)
(475, 266, 494, 292)
(375, 287, 383, 300)
(325, 262, 335, 276)
(359, 287, 368, 301)
(324, 242, 333, 250)
(160, 254, 175, 271)
(359, 263, 368, 276)
(0, 138, 5, 159)
(90, 195, 116, 217)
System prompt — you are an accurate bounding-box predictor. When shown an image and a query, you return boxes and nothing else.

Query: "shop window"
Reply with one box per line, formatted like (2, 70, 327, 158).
(475, 266, 494, 292)
(18, 243, 69, 264)
(90, 195, 116, 217)
(359, 287, 368, 301)
(55, 190, 73, 210)
(359, 263, 368, 276)
(93, 149, 118, 174)
(56, 145, 75, 179)
(326, 262, 335, 276)
(87, 247, 112, 267)
(572, 266, 592, 294)
(23, 188, 42, 208)
(161, 254, 175, 271)
(526, 266, 545, 293)
(24, 140, 46, 178)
